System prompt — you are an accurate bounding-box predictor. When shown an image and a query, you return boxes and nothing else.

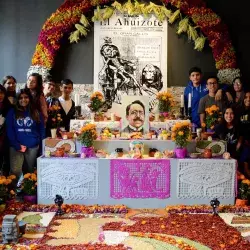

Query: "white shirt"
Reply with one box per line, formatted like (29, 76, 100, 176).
(59, 96, 72, 115)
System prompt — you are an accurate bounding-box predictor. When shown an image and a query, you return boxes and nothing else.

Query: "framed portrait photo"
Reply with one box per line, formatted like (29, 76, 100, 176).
(121, 96, 149, 134)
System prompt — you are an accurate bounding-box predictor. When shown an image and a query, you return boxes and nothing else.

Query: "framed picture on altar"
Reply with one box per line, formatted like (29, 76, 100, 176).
(121, 96, 149, 134)
(70, 120, 92, 132)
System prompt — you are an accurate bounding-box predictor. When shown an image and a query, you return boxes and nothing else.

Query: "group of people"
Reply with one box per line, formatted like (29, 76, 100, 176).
(184, 67, 250, 178)
(0, 73, 76, 186)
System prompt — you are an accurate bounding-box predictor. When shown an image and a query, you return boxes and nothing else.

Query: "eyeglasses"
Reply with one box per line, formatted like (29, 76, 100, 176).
(207, 82, 218, 86)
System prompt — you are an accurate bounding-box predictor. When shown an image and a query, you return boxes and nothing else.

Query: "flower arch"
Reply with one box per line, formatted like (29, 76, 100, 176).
(28, 0, 240, 83)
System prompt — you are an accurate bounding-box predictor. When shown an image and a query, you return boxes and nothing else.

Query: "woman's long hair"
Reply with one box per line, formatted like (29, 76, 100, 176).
(15, 88, 40, 123)
(0, 85, 11, 116)
(25, 73, 44, 112)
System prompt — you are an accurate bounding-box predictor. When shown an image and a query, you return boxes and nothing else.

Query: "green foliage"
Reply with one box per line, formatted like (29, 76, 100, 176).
(22, 179, 37, 195)
(238, 182, 250, 200)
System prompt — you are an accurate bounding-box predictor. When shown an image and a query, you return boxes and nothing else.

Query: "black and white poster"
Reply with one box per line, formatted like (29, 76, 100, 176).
(94, 12, 168, 113)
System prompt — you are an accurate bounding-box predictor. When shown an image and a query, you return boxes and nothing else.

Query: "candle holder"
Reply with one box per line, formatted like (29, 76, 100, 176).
(74, 106, 81, 119)
(54, 195, 64, 216)
(179, 107, 185, 119)
(186, 107, 192, 120)
(210, 198, 220, 215)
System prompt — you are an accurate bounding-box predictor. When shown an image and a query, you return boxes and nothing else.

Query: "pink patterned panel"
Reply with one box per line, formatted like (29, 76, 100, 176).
(110, 159, 170, 199)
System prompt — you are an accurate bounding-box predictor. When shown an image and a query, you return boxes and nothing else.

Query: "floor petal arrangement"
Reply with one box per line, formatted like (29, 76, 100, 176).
(1, 202, 250, 249)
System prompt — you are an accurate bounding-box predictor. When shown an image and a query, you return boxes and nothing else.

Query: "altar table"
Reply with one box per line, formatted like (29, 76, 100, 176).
(37, 157, 236, 208)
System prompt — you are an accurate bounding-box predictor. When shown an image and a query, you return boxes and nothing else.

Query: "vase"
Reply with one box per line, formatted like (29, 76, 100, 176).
(175, 147, 187, 159)
(206, 128, 215, 133)
(235, 198, 248, 206)
(23, 195, 37, 204)
(81, 146, 95, 158)
(51, 128, 57, 138)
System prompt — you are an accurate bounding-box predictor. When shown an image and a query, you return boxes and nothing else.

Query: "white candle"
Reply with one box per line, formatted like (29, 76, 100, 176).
(180, 94, 184, 108)
(155, 113, 159, 122)
(188, 93, 192, 108)
(90, 113, 95, 121)
(110, 113, 115, 121)
(74, 94, 80, 106)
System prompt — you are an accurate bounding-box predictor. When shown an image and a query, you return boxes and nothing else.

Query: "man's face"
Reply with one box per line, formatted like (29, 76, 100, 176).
(143, 65, 155, 84)
(43, 81, 56, 95)
(126, 103, 145, 128)
(189, 72, 201, 86)
(60, 84, 73, 97)
(206, 78, 219, 94)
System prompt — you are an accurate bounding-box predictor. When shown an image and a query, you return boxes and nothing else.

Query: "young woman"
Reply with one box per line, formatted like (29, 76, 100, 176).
(26, 73, 48, 124)
(238, 92, 250, 178)
(2, 75, 17, 105)
(214, 107, 242, 159)
(230, 77, 245, 110)
(0, 85, 11, 175)
(6, 89, 45, 185)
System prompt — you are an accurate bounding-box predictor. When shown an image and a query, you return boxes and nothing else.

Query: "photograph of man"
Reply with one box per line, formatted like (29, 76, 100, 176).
(122, 99, 148, 133)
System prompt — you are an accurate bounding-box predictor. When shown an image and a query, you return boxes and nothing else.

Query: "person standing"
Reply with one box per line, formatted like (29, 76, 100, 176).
(26, 73, 48, 124)
(198, 76, 229, 127)
(1, 75, 17, 105)
(184, 67, 232, 127)
(6, 89, 45, 186)
(58, 79, 75, 132)
(0, 85, 11, 176)
(43, 76, 59, 137)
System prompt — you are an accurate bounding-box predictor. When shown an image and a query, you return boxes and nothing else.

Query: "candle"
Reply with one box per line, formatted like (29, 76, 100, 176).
(110, 113, 115, 121)
(180, 94, 184, 108)
(155, 113, 159, 122)
(188, 93, 192, 108)
(74, 94, 80, 106)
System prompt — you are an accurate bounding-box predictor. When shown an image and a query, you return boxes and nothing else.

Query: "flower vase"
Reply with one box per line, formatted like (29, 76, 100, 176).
(175, 148, 187, 159)
(51, 128, 57, 139)
(23, 195, 37, 204)
(81, 146, 95, 158)
(206, 128, 215, 133)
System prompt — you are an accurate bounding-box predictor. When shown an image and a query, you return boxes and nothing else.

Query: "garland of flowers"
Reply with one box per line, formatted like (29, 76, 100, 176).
(29, 0, 240, 83)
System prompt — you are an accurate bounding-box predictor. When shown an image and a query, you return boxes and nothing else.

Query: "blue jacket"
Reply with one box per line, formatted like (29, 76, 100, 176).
(184, 80, 208, 127)
(6, 108, 45, 151)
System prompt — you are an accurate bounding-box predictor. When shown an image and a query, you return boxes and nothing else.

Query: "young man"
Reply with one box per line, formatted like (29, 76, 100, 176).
(43, 76, 59, 137)
(43, 75, 57, 105)
(184, 67, 232, 127)
(198, 76, 228, 126)
(123, 100, 145, 133)
(58, 79, 75, 131)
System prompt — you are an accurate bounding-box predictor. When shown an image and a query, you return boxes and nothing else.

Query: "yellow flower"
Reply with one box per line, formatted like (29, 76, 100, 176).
(24, 173, 31, 179)
(178, 131, 184, 136)
(8, 175, 16, 180)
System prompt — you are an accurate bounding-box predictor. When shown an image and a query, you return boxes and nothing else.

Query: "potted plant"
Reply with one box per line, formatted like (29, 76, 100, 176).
(77, 123, 98, 158)
(0, 175, 16, 211)
(236, 179, 250, 206)
(156, 91, 174, 115)
(88, 91, 105, 120)
(202, 105, 221, 132)
(48, 104, 62, 138)
(171, 121, 191, 158)
(21, 172, 37, 204)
